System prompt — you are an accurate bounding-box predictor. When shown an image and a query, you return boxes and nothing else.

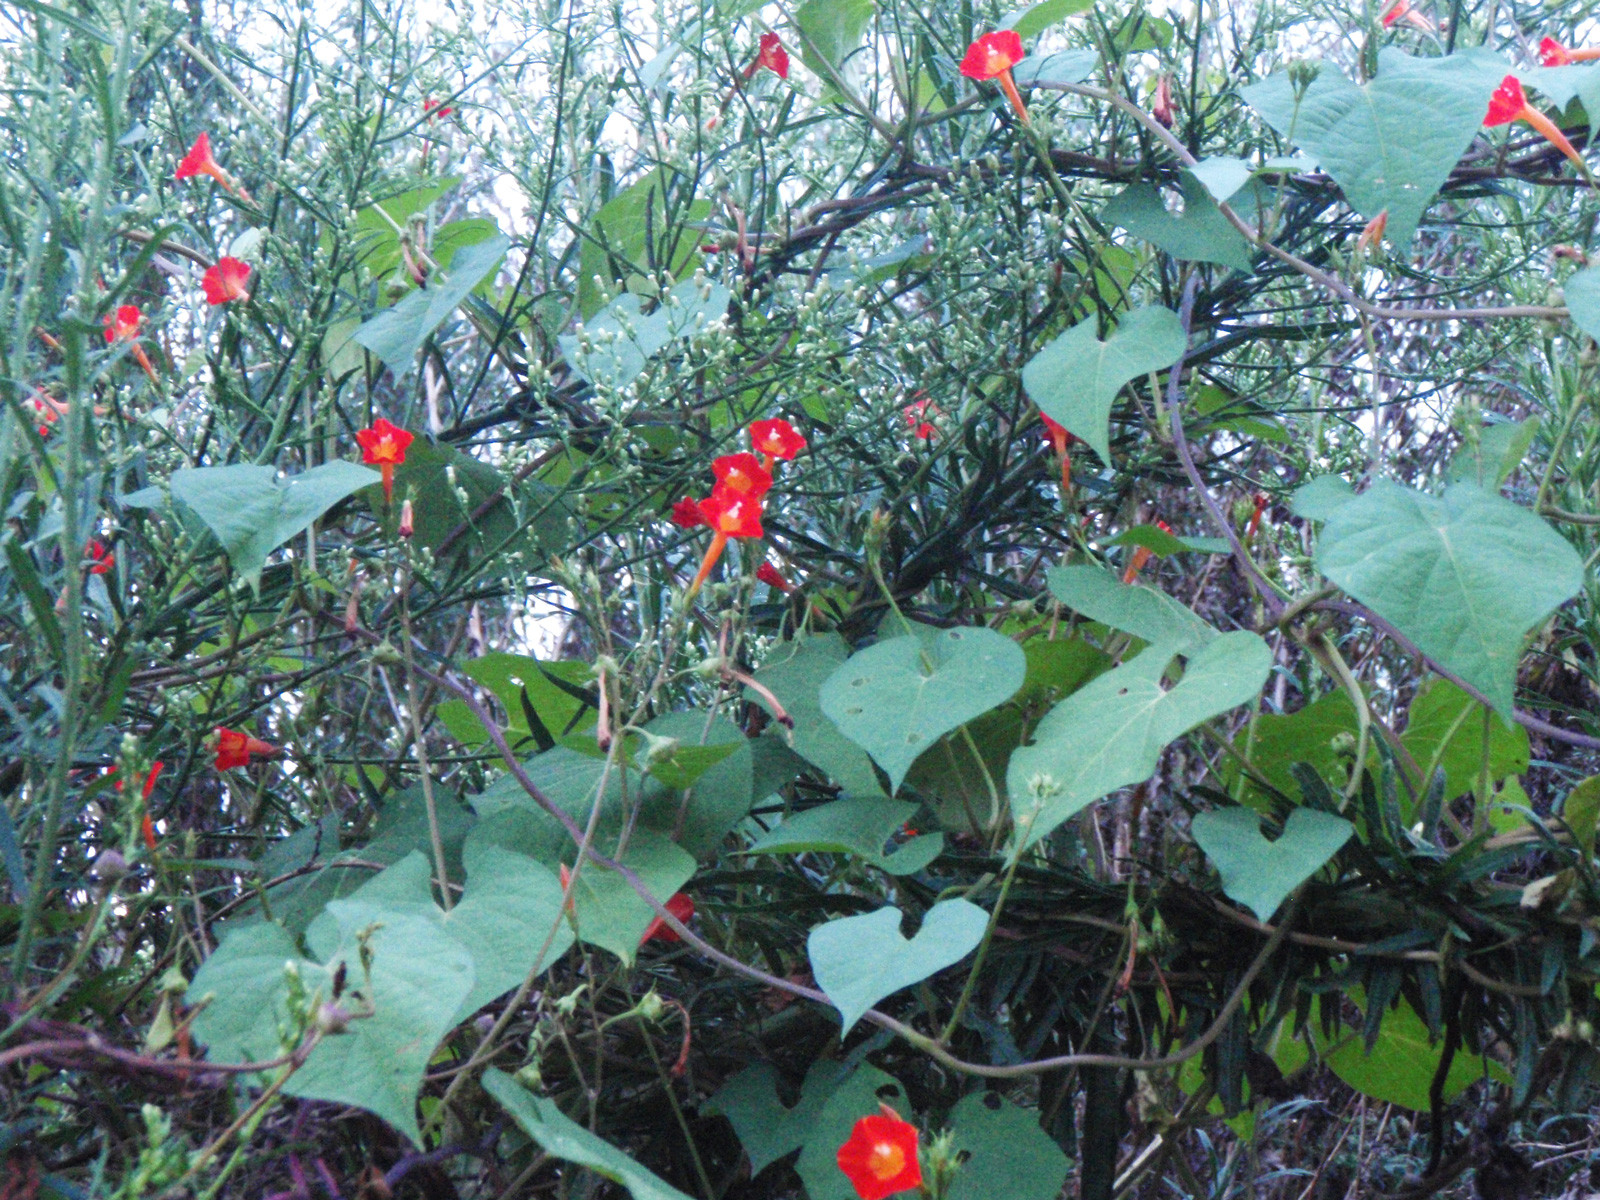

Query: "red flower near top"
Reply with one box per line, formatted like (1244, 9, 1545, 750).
(423, 97, 455, 118)
(356, 417, 415, 505)
(712, 453, 773, 498)
(1483, 75, 1586, 170)
(85, 539, 114, 575)
(756, 561, 793, 592)
(750, 417, 806, 467)
(670, 496, 708, 528)
(961, 30, 1030, 124)
(1539, 37, 1600, 66)
(103, 304, 160, 382)
(213, 727, 280, 771)
(904, 396, 939, 440)
(640, 892, 696, 945)
(756, 32, 790, 79)
(175, 132, 251, 200)
(1381, 0, 1432, 30)
(202, 257, 252, 306)
(836, 1111, 922, 1200)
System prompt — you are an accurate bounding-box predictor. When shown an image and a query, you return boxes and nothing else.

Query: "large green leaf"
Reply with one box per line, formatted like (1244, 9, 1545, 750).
(160, 461, 377, 589)
(1225, 690, 1363, 813)
(1295, 478, 1584, 718)
(576, 169, 712, 317)
(635, 710, 754, 859)
(1102, 178, 1254, 272)
(819, 625, 1025, 794)
(749, 633, 884, 798)
(1002, 0, 1093, 39)
(1324, 992, 1508, 1111)
(795, 0, 874, 76)
(746, 797, 944, 875)
(437, 653, 596, 752)
(704, 1061, 852, 1176)
(1445, 418, 1541, 489)
(564, 828, 696, 965)
(1400, 679, 1529, 804)
(1190, 807, 1353, 921)
(354, 233, 509, 378)
(1563, 264, 1600, 341)
(1007, 633, 1272, 850)
(189, 904, 473, 1146)
(483, 1069, 697, 1200)
(946, 1092, 1071, 1200)
(1241, 49, 1508, 246)
(1047, 564, 1216, 652)
(1021, 306, 1188, 464)
(807, 899, 988, 1033)
(791, 1064, 912, 1200)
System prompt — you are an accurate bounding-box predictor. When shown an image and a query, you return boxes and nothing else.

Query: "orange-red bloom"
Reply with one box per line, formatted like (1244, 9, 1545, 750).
(1247, 493, 1270, 539)
(671, 496, 708, 528)
(1539, 37, 1600, 66)
(756, 561, 793, 592)
(904, 396, 938, 440)
(85, 539, 114, 575)
(213, 727, 280, 771)
(750, 418, 806, 469)
(755, 32, 789, 79)
(1039, 412, 1077, 493)
(1121, 519, 1172, 585)
(1152, 74, 1175, 128)
(836, 1111, 922, 1200)
(103, 305, 160, 382)
(1484, 75, 1585, 170)
(640, 892, 695, 945)
(688, 487, 766, 597)
(960, 30, 1029, 124)
(175, 132, 251, 200)
(356, 417, 415, 505)
(1381, 0, 1433, 30)
(202, 257, 252, 306)
(711, 453, 773, 498)
(111, 761, 164, 850)
(423, 98, 455, 118)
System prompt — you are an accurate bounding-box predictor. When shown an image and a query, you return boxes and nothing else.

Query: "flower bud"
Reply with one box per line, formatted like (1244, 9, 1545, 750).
(314, 1002, 352, 1036)
(398, 499, 414, 539)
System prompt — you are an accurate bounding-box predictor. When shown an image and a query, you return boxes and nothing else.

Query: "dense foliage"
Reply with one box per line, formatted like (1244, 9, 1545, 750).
(3, 0, 1600, 1196)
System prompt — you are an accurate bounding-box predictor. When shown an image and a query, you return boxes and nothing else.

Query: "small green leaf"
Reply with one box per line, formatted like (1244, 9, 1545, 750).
(1010, 49, 1098, 85)
(169, 461, 378, 590)
(794, 0, 875, 75)
(354, 233, 509, 378)
(1102, 178, 1255, 273)
(565, 828, 695, 965)
(1445, 418, 1541, 488)
(1002, 0, 1093, 39)
(1191, 807, 1352, 921)
(1047, 564, 1217, 652)
(1298, 479, 1584, 718)
(820, 625, 1025, 795)
(1104, 523, 1191, 556)
(946, 1092, 1072, 1200)
(635, 710, 754, 858)
(746, 797, 943, 875)
(1008, 633, 1271, 850)
(1564, 265, 1600, 341)
(1224, 689, 1363, 813)
(808, 899, 988, 1033)
(1188, 157, 1254, 203)
(1021, 306, 1188, 463)
(483, 1069, 698, 1200)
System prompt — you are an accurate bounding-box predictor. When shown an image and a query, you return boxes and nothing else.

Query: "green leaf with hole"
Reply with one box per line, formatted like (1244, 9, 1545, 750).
(1242, 49, 1508, 246)
(1021, 305, 1188, 464)
(1047, 564, 1217, 652)
(820, 625, 1025, 795)
(808, 899, 988, 1033)
(792, 1064, 913, 1200)
(1102, 178, 1254, 273)
(483, 1069, 697, 1200)
(1008, 633, 1271, 850)
(947, 1092, 1072, 1200)
(168, 461, 378, 590)
(1296, 479, 1584, 719)
(745, 797, 943, 875)
(354, 232, 509, 378)
(1191, 807, 1353, 921)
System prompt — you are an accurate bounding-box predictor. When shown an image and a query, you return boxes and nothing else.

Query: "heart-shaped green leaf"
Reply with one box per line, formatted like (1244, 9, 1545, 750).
(704, 1061, 855, 1176)
(819, 625, 1025, 794)
(164, 461, 378, 590)
(1242, 49, 1508, 246)
(1007, 632, 1271, 850)
(792, 1063, 913, 1200)
(745, 797, 943, 875)
(1101, 177, 1254, 273)
(565, 828, 696, 965)
(1399, 679, 1528, 804)
(1190, 807, 1353, 921)
(946, 1092, 1071, 1200)
(807, 899, 988, 1033)
(1323, 990, 1508, 1110)
(1021, 305, 1187, 464)
(1295, 478, 1584, 718)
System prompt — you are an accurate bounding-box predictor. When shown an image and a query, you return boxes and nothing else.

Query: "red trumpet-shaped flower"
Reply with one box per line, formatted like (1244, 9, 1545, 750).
(640, 892, 696, 945)
(1484, 75, 1586, 171)
(1038, 412, 1077, 494)
(202, 257, 252, 306)
(213, 727, 280, 771)
(355, 417, 414, 505)
(1381, 0, 1433, 31)
(670, 496, 708, 528)
(85, 539, 114, 575)
(103, 304, 160, 383)
(110, 761, 164, 850)
(1539, 37, 1600, 66)
(175, 132, 252, 201)
(1121, 520, 1172, 585)
(1152, 74, 1175, 128)
(1247, 493, 1270, 539)
(960, 30, 1029, 125)
(836, 1109, 922, 1200)
(749, 417, 806, 470)
(711, 453, 773, 498)
(756, 561, 793, 592)
(687, 487, 765, 598)
(904, 396, 939, 440)
(423, 97, 455, 118)
(752, 32, 789, 79)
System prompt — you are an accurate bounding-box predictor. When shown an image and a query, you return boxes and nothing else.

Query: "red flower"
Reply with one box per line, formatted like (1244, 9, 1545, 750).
(640, 892, 695, 945)
(202, 257, 251, 306)
(1537, 37, 1600, 66)
(85, 539, 114, 575)
(1381, 0, 1432, 30)
(688, 486, 766, 597)
(1152, 74, 1174, 128)
(1355, 209, 1388, 255)
(213, 727, 280, 771)
(103, 305, 160, 382)
(356, 417, 415, 505)
(1247, 493, 1270, 539)
(960, 31, 1030, 124)
(756, 33, 790, 79)
(671, 496, 709, 528)
(175, 132, 250, 200)
(712, 453, 773, 498)
(904, 396, 939, 440)
(756, 561, 793, 592)
(1483, 75, 1586, 170)
(836, 1111, 922, 1200)
(1121, 519, 1172, 585)
(1038, 412, 1076, 493)
(750, 417, 806, 468)
(423, 97, 455, 118)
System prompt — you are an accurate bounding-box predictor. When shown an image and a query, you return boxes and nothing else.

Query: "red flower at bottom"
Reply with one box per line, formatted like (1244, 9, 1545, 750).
(836, 1111, 922, 1200)
(640, 892, 696, 945)
(214, 727, 280, 771)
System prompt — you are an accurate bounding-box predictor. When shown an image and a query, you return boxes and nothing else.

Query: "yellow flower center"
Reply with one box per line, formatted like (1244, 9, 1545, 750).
(867, 1141, 904, 1180)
